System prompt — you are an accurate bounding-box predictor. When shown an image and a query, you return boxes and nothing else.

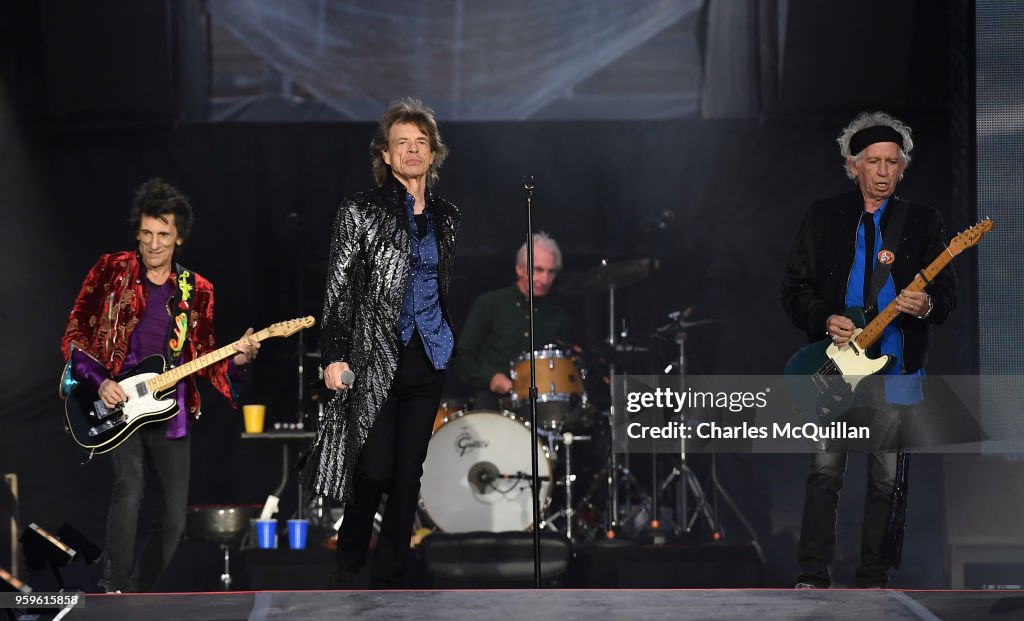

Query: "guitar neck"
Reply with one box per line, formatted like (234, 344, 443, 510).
(146, 327, 273, 393)
(854, 247, 953, 350)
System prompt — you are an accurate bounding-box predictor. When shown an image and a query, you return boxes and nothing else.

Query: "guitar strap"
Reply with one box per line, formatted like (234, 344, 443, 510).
(883, 449, 910, 569)
(865, 199, 908, 314)
(165, 263, 196, 364)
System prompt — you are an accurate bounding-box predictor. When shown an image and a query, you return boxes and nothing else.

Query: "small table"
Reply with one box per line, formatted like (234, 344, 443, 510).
(240, 432, 316, 519)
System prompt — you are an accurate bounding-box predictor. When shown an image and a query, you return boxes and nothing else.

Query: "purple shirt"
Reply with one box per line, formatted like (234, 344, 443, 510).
(73, 278, 243, 440)
(121, 281, 191, 439)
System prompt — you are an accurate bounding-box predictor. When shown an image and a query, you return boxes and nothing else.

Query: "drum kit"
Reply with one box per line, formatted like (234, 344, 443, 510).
(416, 256, 728, 544)
(294, 255, 732, 544)
(420, 348, 590, 539)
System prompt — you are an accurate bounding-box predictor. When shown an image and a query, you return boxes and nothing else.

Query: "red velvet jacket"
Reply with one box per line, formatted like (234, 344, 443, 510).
(61, 250, 234, 418)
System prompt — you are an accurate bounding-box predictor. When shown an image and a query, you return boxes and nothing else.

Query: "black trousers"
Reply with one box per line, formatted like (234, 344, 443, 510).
(336, 338, 445, 586)
(102, 424, 190, 593)
(796, 380, 913, 588)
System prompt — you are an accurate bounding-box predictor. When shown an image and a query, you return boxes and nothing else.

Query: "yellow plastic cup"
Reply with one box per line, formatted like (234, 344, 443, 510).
(243, 404, 266, 433)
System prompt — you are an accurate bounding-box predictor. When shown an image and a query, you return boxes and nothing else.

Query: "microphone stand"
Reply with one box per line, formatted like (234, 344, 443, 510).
(523, 176, 542, 589)
(286, 212, 306, 423)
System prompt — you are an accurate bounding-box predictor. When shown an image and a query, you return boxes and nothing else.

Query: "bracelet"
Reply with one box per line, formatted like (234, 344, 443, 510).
(918, 295, 933, 319)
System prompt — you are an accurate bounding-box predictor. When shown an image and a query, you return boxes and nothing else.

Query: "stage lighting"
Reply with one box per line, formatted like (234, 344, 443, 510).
(0, 566, 30, 594)
(20, 524, 75, 571)
(57, 524, 101, 566)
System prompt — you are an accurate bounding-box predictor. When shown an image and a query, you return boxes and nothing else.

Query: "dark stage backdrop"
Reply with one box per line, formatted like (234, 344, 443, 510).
(1, 116, 970, 587)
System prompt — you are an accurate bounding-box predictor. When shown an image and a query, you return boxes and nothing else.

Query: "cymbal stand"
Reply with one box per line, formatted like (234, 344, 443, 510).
(541, 431, 590, 541)
(287, 212, 306, 423)
(662, 323, 717, 536)
(602, 277, 654, 536)
(605, 277, 621, 533)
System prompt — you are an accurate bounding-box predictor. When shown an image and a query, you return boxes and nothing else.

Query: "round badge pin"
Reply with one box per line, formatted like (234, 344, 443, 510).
(877, 249, 895, 265)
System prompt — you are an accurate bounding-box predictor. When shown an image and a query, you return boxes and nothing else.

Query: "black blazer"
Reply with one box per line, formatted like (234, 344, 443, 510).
(780, 190, 956, 373)
(309, 174, 460, 502)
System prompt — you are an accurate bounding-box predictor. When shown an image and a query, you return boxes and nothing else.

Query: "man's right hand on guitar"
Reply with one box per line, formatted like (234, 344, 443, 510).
(98, 378, 128, 408)
(825, 314, 856, 347)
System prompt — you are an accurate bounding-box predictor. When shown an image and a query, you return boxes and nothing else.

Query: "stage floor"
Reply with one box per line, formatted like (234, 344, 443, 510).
(33, 588, 1024, 621)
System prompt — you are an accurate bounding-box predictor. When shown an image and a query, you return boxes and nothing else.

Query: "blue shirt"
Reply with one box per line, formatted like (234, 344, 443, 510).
(397, 193, 454, 370)
(844, 198, 923, 404)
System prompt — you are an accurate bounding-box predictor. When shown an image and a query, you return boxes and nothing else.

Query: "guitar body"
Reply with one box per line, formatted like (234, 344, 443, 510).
(782, 219, 992, 427)
(784, 307, 896, 426)
(64, 355, 178, 454)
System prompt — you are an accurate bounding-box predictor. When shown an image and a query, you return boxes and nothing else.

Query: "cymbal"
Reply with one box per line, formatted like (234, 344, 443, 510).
(630, 318, 729, 341)
(667, 318, 727, 331)
(561, 258, 657, 295)
(587, 341, 650, 355)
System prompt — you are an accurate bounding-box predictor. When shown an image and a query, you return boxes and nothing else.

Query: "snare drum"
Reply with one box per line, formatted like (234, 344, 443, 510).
(509, 345, 584, 428)
(419, 410, 552, 533)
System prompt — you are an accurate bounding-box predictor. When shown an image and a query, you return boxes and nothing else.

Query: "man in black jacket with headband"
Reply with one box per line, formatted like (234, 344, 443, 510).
(781, 111, 956, 589)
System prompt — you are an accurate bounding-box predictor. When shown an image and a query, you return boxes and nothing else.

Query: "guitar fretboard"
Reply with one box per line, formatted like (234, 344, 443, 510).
(145, 327, 272, 393)
(854, 248, 953, 350)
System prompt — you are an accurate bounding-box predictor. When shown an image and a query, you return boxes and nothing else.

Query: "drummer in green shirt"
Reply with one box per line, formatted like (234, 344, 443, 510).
(455, 232, 571, 411)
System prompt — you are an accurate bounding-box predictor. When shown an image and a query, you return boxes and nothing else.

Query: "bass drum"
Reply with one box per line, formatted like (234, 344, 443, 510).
(419, 410, 551, 533)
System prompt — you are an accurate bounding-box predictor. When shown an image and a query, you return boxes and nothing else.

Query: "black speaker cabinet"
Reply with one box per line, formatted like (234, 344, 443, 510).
(419, 532, 570, 588)
(945, 456, 1024, 588)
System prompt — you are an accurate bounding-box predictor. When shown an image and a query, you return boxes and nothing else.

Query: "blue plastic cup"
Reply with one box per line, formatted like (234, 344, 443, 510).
(255, 519, 277, 549)
(288, 519, 309, 550)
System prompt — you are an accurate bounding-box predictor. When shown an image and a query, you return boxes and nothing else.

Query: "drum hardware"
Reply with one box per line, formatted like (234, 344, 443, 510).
(659, 456, 717, 536)
(588, 297, 733, 541)
(432, 398, 464, 434)
(541, 257, 657, 534)
(538, 431, 590, 541)
(655, 310, 728, 538)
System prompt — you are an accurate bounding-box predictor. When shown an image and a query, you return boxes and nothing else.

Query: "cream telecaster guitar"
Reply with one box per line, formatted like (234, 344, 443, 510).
(784, 220, 992, 426)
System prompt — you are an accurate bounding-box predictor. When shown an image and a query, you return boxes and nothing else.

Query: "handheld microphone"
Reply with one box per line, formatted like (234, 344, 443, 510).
(340, 369, 355, 386)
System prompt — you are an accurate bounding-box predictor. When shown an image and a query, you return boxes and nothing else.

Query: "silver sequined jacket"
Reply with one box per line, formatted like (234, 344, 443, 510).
(305, 175, 460, 502)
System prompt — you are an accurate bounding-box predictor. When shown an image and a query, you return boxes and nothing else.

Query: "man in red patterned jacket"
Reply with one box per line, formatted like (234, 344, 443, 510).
(61, 178, 259, 593)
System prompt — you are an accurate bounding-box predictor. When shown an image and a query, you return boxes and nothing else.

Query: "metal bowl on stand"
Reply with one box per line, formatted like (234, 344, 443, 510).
(186, 504, 262, 589)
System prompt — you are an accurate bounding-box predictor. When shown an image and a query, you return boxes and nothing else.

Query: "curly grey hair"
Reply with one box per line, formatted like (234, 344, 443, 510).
(837, 111, 914, 180)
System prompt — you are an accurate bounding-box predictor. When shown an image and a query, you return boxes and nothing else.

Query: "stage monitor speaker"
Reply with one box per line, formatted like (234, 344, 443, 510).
(419, 532, 570, 588)
(0, 566, 30, 594)
(1, 475, 19, 581)
(945, 456, 1024, 588)
(568, 539, 765, 588)
(19, 524, 75, 571)
(57, 524, 102, 566)
(240, 548, 335, 591)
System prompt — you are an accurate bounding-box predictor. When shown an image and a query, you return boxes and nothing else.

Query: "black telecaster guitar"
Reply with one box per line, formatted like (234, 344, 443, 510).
(63, 316, 315, 454)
